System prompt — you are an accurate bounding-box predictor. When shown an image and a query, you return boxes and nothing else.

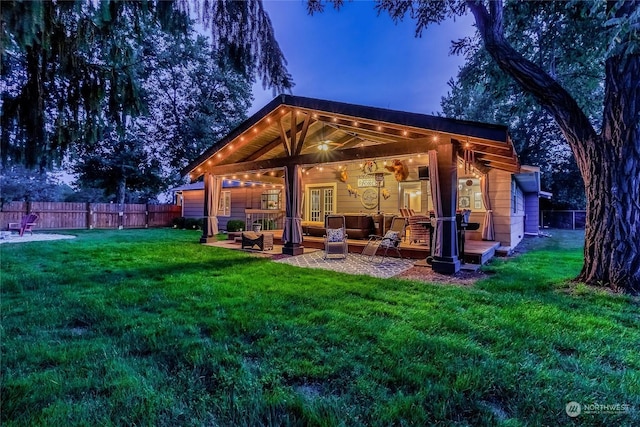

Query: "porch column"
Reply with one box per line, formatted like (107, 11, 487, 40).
(282, 164, 305, 255)
(200, 173, 220, 244)
(431, 143, 461, 274)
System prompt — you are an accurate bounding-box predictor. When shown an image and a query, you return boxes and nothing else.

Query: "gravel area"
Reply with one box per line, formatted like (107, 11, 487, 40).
(0, 233, 76, 244)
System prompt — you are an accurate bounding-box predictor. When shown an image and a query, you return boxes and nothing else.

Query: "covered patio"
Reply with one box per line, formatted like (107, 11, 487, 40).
(184, 95, 522, 275)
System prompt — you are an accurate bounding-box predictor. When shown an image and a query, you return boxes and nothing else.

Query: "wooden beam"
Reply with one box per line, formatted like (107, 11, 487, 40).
(246, 120, 308, 161)
(294, 113, 312, 156)
(278, 118, 291, 156)
(195, 138, 442, 178)
(200, 107, 290, 170)
(289, 110, 297, 156)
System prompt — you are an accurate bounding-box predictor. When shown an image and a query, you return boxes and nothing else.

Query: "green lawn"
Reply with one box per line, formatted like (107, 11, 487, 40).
(1, 229, 638, 426)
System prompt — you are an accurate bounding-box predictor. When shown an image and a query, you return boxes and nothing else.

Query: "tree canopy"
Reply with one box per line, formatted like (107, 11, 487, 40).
(440, 0, 608, 208)
(1, 0, 292, 170)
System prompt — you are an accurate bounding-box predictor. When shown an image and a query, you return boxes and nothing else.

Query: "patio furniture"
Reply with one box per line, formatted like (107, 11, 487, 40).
(303, 213, 374, 239)
(415, 219, 435, 265)
(8, 214, 39, 237)
(241, 231, 274, 251)
(362, 225, 403, 262)
(388, 215, 407, 242)
(324, 215, 348, 259)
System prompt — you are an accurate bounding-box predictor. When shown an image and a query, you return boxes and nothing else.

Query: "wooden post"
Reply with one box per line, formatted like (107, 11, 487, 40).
(431, 142, 461, 274)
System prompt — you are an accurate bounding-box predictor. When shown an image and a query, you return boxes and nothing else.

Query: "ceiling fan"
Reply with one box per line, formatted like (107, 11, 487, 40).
(310, 122, 341, 151)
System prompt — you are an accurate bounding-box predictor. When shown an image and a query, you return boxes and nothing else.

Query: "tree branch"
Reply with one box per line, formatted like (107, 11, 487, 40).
(466, 0, 599, 166)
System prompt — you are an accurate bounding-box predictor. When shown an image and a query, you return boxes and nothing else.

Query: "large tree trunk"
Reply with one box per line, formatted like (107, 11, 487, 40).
(582, 50, 640, 291)
(468, 0, 640, 293)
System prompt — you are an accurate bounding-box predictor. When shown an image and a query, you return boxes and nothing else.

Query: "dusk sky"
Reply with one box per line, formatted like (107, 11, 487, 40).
(250, 0, 476, 115)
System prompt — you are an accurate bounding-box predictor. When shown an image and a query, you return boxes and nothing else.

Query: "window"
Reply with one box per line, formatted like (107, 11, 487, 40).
(261, 190, 281, 210)
(218, 191, 231, 217)
(458, 178, 484, 211)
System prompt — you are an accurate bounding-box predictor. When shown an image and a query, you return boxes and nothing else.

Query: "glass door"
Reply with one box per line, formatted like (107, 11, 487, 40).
(309, 187, 334, 222)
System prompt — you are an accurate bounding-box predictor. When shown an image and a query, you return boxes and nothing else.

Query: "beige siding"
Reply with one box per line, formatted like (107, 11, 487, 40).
(487, 169, 515, 247)
(301, 164, 415, 218)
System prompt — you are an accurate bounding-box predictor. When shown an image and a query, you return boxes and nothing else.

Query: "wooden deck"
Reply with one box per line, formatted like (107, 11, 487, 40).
(228, 230, 500, 266)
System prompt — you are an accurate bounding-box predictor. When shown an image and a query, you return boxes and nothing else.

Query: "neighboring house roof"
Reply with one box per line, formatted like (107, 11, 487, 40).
(185, 94, 520, 180)
(171, 182, 204, 192)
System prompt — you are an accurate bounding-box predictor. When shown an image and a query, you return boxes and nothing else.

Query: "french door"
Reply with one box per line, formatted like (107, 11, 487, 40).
(309, 187, 334, 222)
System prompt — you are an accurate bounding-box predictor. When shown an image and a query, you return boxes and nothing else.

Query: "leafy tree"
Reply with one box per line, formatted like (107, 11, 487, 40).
(0, 165, 71, 208)
(143, 31, 252, 175)
(72, 123, 164, 204)
(440, 13, 593, 209)
(1, 0, 292, 170)
(311, 0, 639, 293)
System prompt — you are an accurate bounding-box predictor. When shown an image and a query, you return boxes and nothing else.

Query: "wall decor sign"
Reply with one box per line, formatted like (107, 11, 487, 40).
(357, 176, 378, 187)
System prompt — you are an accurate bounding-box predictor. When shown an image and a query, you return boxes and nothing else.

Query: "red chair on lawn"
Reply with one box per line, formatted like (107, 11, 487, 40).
(13, 214, 39, 237)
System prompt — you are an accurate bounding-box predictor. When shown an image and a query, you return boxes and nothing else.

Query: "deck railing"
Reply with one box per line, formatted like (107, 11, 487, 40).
(245, 209, 286, 231)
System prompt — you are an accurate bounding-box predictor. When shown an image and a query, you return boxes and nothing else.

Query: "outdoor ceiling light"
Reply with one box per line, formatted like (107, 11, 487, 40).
(317, 141, 331, 151)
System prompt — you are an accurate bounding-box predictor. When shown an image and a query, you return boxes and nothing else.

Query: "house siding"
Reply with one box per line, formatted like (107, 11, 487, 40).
(524, 192, 540, 234)
(182, 190, 204, 219)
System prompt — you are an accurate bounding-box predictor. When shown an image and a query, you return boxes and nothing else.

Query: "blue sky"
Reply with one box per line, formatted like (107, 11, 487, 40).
(250, 0, 476, 115)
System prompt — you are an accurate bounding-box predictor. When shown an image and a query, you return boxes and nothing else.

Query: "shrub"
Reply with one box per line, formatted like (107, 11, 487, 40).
(226, 219, 245, 232)
(172, 217, 202, 230)
(184, 218, 203, 230)
(172, 217, 186, 229)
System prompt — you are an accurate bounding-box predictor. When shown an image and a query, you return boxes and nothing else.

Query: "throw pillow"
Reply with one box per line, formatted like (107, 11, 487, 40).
(381, 231, 399, 248)
(326, 228, 344, 242)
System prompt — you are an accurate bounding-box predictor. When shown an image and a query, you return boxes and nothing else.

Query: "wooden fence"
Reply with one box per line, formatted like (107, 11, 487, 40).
(541, 210, 587, 230)
(1, 202, 182, 230)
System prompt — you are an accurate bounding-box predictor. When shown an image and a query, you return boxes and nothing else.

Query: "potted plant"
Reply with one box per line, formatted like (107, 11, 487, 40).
(253, 221, 262, 232)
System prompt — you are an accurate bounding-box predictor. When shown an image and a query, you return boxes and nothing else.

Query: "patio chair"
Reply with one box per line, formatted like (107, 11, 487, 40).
(362, 218, 404, 262)
(8, 213, 39, 237)
(388, 215, 407, 242)
(324, 214, 348, 259)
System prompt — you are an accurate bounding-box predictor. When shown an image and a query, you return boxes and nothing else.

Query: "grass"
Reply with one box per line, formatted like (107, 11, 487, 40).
(1, 229, 638, 426)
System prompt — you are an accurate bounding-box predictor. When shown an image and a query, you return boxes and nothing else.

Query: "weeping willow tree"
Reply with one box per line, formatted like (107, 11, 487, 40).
(0, 0, 292, 170)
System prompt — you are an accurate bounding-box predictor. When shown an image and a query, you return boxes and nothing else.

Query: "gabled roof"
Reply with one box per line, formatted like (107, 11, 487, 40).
(185, 95, 520, 179)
